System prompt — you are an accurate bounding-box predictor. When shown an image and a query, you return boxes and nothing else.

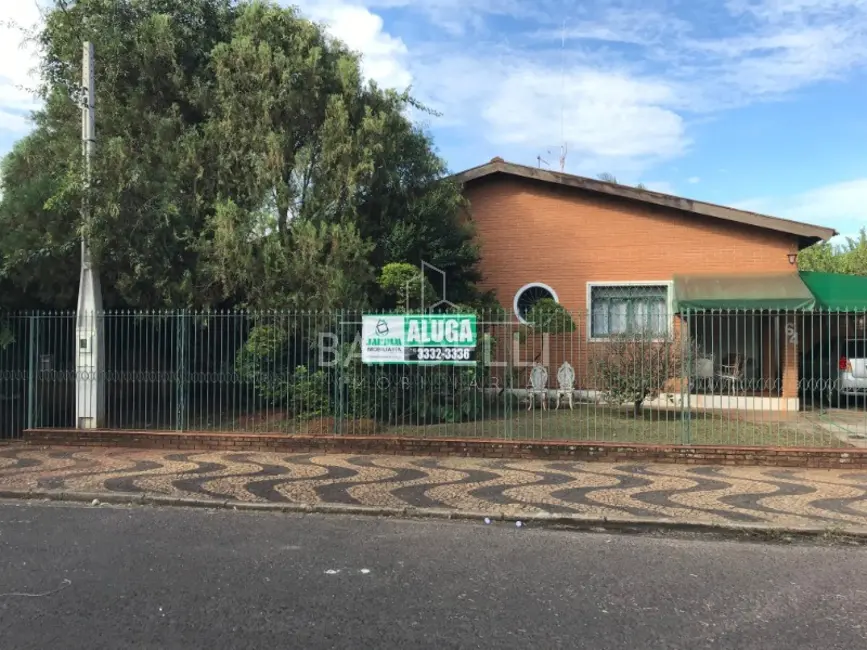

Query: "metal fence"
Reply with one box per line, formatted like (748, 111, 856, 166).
(0, 308, 865, 447)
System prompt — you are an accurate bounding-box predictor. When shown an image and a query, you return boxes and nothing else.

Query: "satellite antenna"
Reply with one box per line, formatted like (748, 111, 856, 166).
(537, 154, 550, 169)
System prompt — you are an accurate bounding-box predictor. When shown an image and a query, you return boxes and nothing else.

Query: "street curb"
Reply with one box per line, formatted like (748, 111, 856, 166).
(2, 488, 866, 541)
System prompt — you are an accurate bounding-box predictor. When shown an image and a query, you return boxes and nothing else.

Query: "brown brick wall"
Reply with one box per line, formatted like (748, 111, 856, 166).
(466, 176, 798, 313)
(24, 429, 867, 469)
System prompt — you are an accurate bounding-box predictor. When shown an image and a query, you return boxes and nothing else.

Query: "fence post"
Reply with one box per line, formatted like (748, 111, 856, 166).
(27, 314, 37, 431)
(334, 310, 344, 435)
(175, 311, 187, 431)
(680, 309, 692, 445)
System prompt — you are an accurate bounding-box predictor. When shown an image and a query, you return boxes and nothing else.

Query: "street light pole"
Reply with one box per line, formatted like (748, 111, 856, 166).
(75, 41, 105, 429)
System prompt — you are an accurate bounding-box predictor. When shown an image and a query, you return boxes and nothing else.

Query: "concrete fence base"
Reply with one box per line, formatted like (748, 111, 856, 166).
(23, 428, 867, 469)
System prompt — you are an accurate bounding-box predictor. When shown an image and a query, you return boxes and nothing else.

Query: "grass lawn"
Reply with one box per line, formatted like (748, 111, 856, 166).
(386, 406, 848, 448)
(202, 404, 848, 448)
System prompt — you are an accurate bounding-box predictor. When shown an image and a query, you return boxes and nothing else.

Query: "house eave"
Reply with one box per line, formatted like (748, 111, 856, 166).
(452, 161, 838, 244)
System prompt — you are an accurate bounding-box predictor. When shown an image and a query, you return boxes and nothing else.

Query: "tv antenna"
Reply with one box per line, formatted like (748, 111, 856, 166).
(558, 17, 568, 173)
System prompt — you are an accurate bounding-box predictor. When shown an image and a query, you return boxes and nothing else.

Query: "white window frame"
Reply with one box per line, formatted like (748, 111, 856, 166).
(586, 281, 674, 342)
(513, 282, 559, 324)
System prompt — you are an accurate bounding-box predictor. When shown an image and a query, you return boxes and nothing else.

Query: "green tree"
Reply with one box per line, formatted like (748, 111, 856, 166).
(0, 0, 482, 311)
(798, 228, 867, 275)
(1, 0, 237, 309)
(202, 1, 482, 309)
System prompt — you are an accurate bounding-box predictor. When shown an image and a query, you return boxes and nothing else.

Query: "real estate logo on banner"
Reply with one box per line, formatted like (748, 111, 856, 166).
(362, 314, 477, 365)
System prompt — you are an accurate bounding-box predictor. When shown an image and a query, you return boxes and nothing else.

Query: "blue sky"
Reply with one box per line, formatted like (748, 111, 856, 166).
(4, 0, 867, 239)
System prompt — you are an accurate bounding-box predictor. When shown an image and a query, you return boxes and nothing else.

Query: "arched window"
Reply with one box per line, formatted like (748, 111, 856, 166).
(513, 283, 559, 323)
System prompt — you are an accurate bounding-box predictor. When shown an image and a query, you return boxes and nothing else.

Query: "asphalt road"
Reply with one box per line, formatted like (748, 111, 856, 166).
(0, 503, 865, 650)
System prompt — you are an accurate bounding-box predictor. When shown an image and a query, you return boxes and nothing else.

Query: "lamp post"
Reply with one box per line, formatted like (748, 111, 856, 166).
(75, 41, 105, 429)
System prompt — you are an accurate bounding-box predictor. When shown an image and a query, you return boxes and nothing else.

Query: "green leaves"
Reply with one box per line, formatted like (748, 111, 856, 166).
(378, 263, 437, 312)
(799, 229, 867, 275)
(0, 0, 481, 312)
(524, 298, 576, 334)
(200, 201, 373, 310)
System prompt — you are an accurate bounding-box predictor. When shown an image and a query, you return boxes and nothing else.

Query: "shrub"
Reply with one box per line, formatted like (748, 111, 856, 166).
(234, 324, 291, 405)
(591, 328, 686, 416)
(524, 298, 576, 333)
(378, 263, 436, 312)
(289, 366, 331, 419)
(235, 324, 332, 419)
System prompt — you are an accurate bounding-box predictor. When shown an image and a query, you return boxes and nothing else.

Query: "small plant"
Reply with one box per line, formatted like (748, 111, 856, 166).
(290, 366, 330, 419)
(591, 328, 686, 416)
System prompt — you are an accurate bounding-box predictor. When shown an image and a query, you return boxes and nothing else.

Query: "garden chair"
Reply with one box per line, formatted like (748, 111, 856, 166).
(526, 363, 549, 410)
(554, 361, 575, 410)
(717, 354, 744, 394)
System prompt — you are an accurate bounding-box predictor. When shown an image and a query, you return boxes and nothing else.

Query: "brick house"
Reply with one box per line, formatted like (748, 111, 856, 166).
(454, 158, 838, 411)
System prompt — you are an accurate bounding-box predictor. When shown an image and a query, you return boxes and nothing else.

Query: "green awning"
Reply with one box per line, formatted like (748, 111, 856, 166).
(799, 271, 867, 310)
(673, 272, 816, 312)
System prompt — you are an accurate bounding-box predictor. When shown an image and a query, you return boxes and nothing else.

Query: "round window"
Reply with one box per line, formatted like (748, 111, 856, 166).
(513, 283, 559, 323)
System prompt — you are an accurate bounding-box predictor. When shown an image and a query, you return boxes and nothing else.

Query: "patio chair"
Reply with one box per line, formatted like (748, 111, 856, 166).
(526, 363, 549, 411)
(694, 353, 714, 392)
(717, 354, 744, 394)
(554, 361, 575, 410)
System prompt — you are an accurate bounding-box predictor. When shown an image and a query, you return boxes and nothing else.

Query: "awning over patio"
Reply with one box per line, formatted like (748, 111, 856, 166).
(673, 272, 816, 312)
(798, 271, 867, 310)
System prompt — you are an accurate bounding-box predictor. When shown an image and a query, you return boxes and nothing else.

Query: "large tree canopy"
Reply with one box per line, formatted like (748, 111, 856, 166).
(0, 0, 482, 311)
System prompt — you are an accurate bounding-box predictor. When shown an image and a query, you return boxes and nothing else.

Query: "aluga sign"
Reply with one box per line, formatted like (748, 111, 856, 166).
(361, 314, 477, 365)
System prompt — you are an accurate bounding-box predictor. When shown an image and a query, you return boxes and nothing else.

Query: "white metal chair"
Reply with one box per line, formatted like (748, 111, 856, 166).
(555, 361, 575, 410)
(717, 354, 744, 394)
(526, 364, 549, 410)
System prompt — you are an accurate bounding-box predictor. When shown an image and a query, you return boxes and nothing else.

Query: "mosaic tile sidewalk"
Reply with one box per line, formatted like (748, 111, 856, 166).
(3, 446, 867, 529)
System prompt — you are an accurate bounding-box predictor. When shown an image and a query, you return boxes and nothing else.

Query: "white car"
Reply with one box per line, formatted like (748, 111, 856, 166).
(837, 339, 867, 401)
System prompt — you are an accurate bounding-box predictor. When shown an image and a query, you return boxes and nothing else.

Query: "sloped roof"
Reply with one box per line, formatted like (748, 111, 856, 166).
(452, 159, 837, 247)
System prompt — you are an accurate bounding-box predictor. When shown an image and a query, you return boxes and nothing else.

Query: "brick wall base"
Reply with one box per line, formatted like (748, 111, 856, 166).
(23, 428, 867, 469)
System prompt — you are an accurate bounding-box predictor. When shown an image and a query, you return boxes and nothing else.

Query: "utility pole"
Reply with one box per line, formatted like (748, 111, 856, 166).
(75, 41, 105, 429)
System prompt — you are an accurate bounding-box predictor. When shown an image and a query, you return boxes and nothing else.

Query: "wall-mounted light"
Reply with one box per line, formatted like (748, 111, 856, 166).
(787, 252, 798, 265)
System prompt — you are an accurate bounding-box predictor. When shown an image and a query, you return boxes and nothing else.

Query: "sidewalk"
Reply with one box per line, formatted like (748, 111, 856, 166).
(2, 445, 867, 532)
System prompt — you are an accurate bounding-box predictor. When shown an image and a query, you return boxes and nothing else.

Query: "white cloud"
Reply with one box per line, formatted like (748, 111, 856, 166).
(725, 0, 867, 20)
(479, 66, 687, 168)
(292, 0, 412, 89)
(361, 0, 542, 34)
(0, 1, 42, 135)
(389, 0, 867, 174)
(0, 109, 31, 133)
(688, 176, 701, 184)
(678, 0, 867, 105)
(407, 48, 690, 175)
(734, 178, 867, 236)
